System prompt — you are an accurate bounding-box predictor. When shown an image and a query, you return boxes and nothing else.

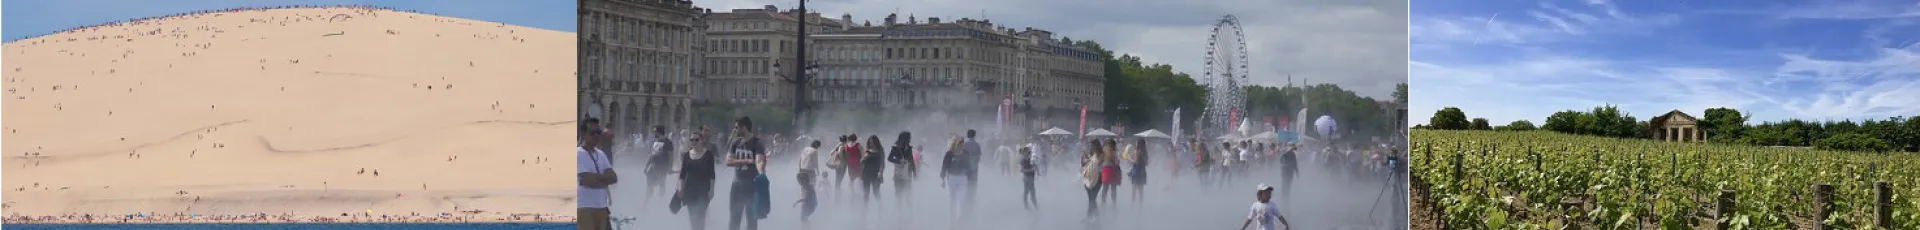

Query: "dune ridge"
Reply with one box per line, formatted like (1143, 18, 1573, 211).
(3, 6, 576, 224)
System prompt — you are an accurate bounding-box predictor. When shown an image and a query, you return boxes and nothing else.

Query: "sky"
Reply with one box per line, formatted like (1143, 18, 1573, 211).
(702, 0, 1409, 100)
(2, 0, 576, 41)
(1411, 0, 1920, 125)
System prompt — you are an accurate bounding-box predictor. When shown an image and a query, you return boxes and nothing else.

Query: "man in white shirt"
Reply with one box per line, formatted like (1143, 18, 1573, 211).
(794, 140, 821, 222)
(1239, 184, 1290, 230)
(577, 118, 617, 230)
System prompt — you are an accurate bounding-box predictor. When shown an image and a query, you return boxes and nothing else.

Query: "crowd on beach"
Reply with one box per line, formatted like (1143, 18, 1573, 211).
(7, 4, 448, 43)
(2, 212, 571, 224)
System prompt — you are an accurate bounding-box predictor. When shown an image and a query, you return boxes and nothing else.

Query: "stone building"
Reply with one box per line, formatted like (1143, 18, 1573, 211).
(808, 14, 1105, 130)
(700, 6, 843, 105)
(579, 0, 705, 137)
(1652, 110, 1705, 142)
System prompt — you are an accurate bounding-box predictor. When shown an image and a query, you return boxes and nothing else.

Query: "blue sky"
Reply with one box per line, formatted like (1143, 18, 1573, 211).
(1411, 0, 1920, 125)
(3, 0, 574, 41)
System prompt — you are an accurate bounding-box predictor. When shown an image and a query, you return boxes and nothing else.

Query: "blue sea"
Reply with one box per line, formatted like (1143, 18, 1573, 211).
(3, 223, 574, 230)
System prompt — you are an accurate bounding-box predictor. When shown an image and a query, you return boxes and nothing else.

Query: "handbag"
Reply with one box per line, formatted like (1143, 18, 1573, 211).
(667, 190, 684, 214)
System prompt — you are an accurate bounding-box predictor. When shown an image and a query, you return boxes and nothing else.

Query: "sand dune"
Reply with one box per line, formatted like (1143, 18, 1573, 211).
(2, 7, 576, 221)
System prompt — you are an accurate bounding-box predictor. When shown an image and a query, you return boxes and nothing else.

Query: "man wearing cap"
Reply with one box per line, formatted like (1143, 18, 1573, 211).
(1239, 184, 1290, 230)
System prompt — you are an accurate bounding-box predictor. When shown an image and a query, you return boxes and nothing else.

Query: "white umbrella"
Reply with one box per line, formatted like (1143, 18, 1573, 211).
(1086, 128, 1119, 137)
(1039, 127, 1075, 136)
(1249, 131, 1279, 142)
(1133, 129, 1172, 139)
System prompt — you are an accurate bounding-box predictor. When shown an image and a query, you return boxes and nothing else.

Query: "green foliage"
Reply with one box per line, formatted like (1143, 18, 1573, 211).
(1471, 118, 1492, 130)
(1538, 105, 1638, 138)
(1496, 120, 1537, 131)
(1702, 107, 1749, 143)
(1814, 133, 1893, 152)
(1411, 130, 1920, 229)
(1429, 107, 1470, 130)
(1084, 41, 1207, 130)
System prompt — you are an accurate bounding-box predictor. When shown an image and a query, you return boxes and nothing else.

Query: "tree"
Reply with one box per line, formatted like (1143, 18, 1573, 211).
(1701, 107, 1748, 143)
(1543, 110, 1581, 133)
(1392, 83, 1407, 106)
(1471, 118, 1492, 130)
(1497, 120, 1537, 131)
(1429, 107, 1469, 130)
(1814, 133, 1892, 152)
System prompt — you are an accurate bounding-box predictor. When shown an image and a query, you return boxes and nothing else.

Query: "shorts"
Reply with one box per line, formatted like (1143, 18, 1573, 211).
(1100, 165, 1120, 185)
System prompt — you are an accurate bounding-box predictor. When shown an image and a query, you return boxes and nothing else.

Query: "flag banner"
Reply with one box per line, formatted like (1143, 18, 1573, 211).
(1078, 104, 1088, 138)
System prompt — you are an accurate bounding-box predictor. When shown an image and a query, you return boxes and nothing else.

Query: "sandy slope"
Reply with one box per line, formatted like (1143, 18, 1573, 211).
(2, 7, 576, 218)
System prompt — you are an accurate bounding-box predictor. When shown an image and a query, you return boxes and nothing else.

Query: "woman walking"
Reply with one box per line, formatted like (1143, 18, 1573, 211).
(1128, 138, 1150, 206)
(1100, 139, 1122, 205)
(1080, 139, 1105, 221)
(887, 132, 917, 224)
(939, 137, 973, 226)
(860, 135, 887, 205)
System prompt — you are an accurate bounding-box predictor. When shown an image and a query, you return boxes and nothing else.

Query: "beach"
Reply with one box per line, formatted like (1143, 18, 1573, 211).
(2, 6, 576, 223)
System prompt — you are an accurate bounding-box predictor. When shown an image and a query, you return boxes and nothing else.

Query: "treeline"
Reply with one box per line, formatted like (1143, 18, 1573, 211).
(1421, 106, 1920, 152)
(1077, 38, 1404, 142)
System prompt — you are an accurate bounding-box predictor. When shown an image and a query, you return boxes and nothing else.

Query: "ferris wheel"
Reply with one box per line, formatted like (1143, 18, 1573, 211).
(1201, 15, 1251, 136)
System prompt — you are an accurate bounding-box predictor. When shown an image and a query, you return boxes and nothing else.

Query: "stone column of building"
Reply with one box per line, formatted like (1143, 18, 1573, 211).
(581, 0, 703, 138)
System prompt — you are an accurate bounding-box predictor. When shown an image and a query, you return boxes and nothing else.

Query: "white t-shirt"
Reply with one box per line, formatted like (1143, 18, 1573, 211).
(1240, 149, 1253, 161)
(798, 147, 819, 171)
(576, 147, 612, 208)
(1247, 202, 1283, 230)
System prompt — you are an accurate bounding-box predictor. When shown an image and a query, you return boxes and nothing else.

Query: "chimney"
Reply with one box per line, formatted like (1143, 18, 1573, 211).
(909, 14, 917, 25)
(884, 13, 897, 26)
(763, 5, 777, 12)
(842, 14, 853, 27)
(929, 17, 941, 24)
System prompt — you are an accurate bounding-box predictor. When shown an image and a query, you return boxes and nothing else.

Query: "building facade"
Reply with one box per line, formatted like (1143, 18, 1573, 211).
(699, 6, 842, 106)
(579, 0, 705, 137)
(809, 14, 1104, 130)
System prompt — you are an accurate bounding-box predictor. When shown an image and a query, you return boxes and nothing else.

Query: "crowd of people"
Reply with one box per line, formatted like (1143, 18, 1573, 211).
(576, 116, 1406, 230)
(9, 5, 428, 44)
(1, 212, 564, 224)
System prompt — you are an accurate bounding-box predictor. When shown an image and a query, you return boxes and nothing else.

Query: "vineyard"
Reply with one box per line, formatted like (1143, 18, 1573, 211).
(1409, 130, 1917, 229)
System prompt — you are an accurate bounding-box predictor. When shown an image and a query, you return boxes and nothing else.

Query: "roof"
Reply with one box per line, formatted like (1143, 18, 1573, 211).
(1657, 110, 1699, 123)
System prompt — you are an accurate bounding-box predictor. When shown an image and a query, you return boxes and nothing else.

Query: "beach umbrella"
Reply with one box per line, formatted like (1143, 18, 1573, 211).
(1039, 127, 1074, 136)
(1133, 129, 1172, 139)
(1249, 131, 1280, 142)
(1086, 128, 1118, 137)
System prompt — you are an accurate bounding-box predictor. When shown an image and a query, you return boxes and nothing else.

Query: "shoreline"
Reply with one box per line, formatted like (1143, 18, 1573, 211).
(3, 216, 576, 225)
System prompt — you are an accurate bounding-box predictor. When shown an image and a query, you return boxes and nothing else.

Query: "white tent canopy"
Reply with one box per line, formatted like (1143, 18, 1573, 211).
(1134, 129, 1171, 139)
(1249, 131, 1279, 142)
(1040, 127, 1075, 136)
(1086, 128, 1119, 137)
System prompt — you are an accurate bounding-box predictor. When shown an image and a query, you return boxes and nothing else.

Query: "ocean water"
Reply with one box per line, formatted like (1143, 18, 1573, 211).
(2, 223, 574, 230)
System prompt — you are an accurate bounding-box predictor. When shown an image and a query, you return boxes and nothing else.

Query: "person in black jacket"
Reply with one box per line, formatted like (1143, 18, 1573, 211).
(887, 132, 916, 212)
(939, 137, 974, 223)
(646, 126, 675, 205)
(677, 133, 718, 230)
(860, 135, 886, 204)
